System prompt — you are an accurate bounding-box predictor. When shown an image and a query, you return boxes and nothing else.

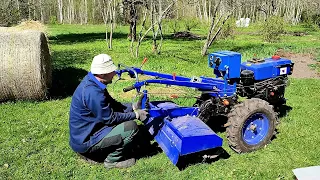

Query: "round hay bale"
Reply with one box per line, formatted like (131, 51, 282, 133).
(0, 30, 51, 102)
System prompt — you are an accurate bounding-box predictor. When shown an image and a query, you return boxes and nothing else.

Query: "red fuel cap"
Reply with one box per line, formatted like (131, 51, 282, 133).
(272, 55, 281, 60)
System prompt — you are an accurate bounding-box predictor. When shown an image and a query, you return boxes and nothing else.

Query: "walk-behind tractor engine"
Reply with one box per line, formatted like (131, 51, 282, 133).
(116, 51, 294, 167)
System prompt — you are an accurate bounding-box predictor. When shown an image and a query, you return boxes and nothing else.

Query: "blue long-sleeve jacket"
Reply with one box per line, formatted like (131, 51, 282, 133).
(69, 72, 136, 153)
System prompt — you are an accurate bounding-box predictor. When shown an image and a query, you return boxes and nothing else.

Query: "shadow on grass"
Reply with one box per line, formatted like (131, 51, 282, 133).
(49, 32, 129, 44)
(277, 104, 293, 118)
(48, 32, 205, 46)
(176, 147, 230, 171)
(49, 67, 87, 99)
(51, 49, 93, 69)
(161, 34, 206, 41)
(271, 104, 293, 140)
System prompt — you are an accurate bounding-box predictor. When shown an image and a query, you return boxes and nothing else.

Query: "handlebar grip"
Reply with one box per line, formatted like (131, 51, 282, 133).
(123, 85, 135, 92)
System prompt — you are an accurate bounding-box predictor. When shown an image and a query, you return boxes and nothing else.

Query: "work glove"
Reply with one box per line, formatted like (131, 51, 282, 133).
(134, 109, 149, 122)
(132, 93, 144, 110)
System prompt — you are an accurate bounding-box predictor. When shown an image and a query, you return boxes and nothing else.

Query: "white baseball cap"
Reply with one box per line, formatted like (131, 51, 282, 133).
(90, 54, 117, 74)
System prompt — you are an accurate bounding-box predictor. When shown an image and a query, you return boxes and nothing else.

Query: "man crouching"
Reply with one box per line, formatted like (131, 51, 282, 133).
(69, 54, 148, 169)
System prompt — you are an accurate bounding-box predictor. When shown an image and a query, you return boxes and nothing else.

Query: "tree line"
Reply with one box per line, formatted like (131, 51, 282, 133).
(1, 0, 319, 26)
(1, 0, 319, 57)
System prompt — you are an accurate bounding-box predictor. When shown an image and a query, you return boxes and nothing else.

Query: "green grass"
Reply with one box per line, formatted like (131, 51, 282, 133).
(1, 23, 320, 179)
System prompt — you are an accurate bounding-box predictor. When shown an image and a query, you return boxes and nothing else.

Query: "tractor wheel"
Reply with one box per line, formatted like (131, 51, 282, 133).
(226, 98, 279, 153)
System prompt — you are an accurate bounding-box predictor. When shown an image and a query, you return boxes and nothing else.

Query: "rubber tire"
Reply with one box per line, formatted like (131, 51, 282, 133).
(226, 98, 279, 153)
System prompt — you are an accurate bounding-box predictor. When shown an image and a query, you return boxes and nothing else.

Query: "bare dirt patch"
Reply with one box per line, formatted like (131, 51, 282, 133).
(275, 49, 319, 79)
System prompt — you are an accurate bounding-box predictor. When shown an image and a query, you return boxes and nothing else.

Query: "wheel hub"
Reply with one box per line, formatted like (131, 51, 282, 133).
(242, 113, 270, 145)
(249, 123, 257, 132)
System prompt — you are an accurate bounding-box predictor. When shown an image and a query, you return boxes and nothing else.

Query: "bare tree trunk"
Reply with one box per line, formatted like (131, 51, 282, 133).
(176, 1, 179, 19)
(67, 0, 71, 23)
(84, 0, 88, 24)
(98, 0, 107, 24)
(80, 0, 83, 25)
(98, 0, 109, 44)
(203, 0, 208, 22)
(151, 0, 157, 53)
(16, 0, 20, 10)
(92, 0, 96, 23)
(71, 0, 75, 23)
(33, 0, 36, 19)
(104, 0, 110, 44)
(134, 0, 176, 57)
(207, 13, 231, 47)
(202, 0, 222, 56)
(130, 1, 137, 41)
(108, 0, 116, 49)
(28, 0, 31, 19)
(40, 0, 44, 22)
(157, 0, 164, 54)
(80, 0, 87, 25)
(134, 5, 148, 57)
(153, 0, 176, 54)
(182, 1, 185, 17)
(57, 0, 63, 23)
(197, 0, 203, 21)
(157, 19, 164, 55)
(208, 0, 211, 20)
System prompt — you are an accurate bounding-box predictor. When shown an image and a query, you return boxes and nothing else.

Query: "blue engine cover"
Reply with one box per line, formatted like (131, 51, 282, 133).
(208, 51, 241, 79)
(241, 57, 294, 80)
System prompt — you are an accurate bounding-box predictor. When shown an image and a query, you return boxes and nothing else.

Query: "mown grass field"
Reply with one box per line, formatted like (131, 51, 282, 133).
(1, 23, 320, 179)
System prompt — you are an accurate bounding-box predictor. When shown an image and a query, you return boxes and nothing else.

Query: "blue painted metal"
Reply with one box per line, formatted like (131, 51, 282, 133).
(145, 102, 199, 122)
(132, 68, 191, 82)
(242, 113, 270, 145)
(241, 57, 293, 80)
(208, 51, 242, 79)
(143, 101, 223, 165)
(141, 90, 148, 109)
(115, 51, 293, 166)
(155, 116, 223, 165)
(144, 102, 198, 135)
(131, 79, 236, 97)
(116, 64, 237, 97)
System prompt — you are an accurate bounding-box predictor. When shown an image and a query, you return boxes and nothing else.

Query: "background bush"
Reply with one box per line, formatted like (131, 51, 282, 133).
(218, 17, 236, 40)
(182, 18, 200, 32)
(261, 16, 286, 43)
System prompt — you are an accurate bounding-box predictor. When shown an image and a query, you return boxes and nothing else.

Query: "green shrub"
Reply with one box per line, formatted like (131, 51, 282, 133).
(49, 16, 58, 25)
(166, 19, 181, 33)
(311, 14, 320, 28)
(219, 17, 236, 40)
(261, 16, 286, 43)
(182, 18, 200, 32)
(302, 11, 320, 26)
(301, 11, 320, 31)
